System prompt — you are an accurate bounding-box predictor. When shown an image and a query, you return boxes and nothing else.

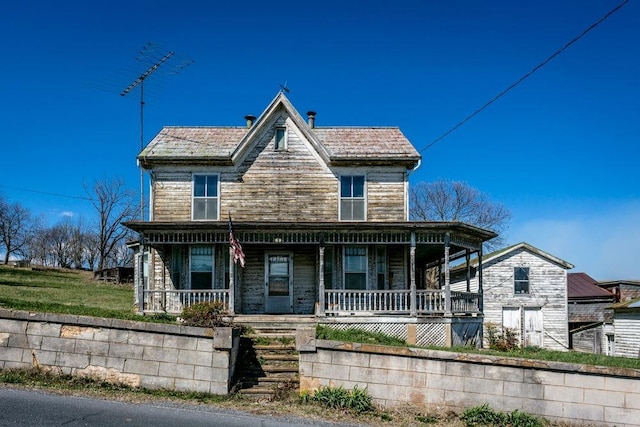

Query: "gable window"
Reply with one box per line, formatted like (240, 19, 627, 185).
(193, 174, 219, 220)
(190, 246, 214, 289)
(340, 175, 365, 220)
(344, 246, 367, 290)
(514, 267, 530, 294)
(275, 126, 287, 150)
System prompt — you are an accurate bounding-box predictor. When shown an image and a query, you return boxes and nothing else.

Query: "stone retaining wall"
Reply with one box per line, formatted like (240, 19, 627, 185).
(0, 309, 239, 395)
(296, 329, 640, 427)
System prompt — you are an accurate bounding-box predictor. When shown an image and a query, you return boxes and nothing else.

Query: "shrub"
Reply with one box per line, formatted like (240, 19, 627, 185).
(461, 404, 543, 427)
(485, 322, 519, 351)
(180, 301, 231, 328)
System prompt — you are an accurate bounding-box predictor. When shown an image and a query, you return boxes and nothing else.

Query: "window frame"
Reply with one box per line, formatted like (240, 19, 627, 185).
(339, 175, 366, 221)
(514, 266, 530, 295)
(343, 245, 368, 290)
(192, 174, 220, 221)
(274, 126, 287, 151)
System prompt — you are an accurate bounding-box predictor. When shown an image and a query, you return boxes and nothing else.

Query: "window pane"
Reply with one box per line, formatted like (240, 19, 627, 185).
(194, 175, 206, 197)
(191, 272, 212, 289)
(205, 198, 218, 220)
(345, 273, 366, 290)
(340, 176, 351, 197)
(275, 128, 285, 149)
(206, 175, 218, 197)
(352, 200, 365, 220)
(193, 199, 206, 220)
(515, 267, 529, 281)
(352, 176, 364, 197)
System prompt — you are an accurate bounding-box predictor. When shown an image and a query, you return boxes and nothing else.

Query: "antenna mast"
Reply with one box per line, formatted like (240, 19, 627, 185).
(120, 43, 192, 220)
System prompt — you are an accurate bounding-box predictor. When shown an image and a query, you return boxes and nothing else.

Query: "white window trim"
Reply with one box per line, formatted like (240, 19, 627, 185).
(343, 245, 368, 290)
(191, 173, 220, 221)
(188, 245, 215, 290)
(338, 174, 367, 221)
(514, 266, 530, 295)
(275, 126, 287, 151)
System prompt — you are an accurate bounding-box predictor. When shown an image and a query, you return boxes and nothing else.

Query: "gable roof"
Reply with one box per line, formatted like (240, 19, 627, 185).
(568, 272, 615, 299)
(478, 242, 574, 270)
(138, 92, 421, 169)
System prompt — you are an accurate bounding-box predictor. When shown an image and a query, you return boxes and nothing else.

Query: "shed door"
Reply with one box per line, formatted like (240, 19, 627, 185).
(265, 253, 293, 314)
(524, 308, 543, 347)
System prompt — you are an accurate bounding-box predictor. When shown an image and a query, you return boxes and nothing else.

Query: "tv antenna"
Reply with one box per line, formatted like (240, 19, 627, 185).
(120, 42, 193, 220)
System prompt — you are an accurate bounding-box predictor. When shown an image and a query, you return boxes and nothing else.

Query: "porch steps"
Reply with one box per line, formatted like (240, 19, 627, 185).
(232, 323, 304, 401)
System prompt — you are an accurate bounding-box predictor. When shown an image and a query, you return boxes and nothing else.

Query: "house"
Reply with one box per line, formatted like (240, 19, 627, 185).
(124, 92, 496, 347)
(567, 272, 615, 353)
(610, 299, 640, 358)
(451, 242, 573, 350)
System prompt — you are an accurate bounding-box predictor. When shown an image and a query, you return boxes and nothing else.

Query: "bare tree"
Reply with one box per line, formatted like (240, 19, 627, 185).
(0, 196, 33, 264)
(86, 178, 137, 270)
(83, 232, 100, 271)
(410, 180, 510, 250)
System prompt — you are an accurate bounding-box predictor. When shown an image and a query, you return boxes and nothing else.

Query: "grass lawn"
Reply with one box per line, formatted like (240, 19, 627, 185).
(0, 264, 136, 320)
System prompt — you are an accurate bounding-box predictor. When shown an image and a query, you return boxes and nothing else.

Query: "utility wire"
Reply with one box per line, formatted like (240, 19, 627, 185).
(0, 185, 94, 202)
(419, 0, 629, 154)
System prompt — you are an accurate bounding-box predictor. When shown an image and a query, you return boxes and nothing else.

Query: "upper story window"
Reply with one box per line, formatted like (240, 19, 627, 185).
(192, 174, 219, 220)
(275, 126, 287, 150)
(514, 267, 530, 294)
(340, 175, 365, 220)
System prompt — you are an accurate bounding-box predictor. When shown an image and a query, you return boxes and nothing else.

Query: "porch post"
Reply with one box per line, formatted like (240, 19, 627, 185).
(318, 244, 326, 316)
(465, 249, 471, 292)
(477, 247, 483, 313)
(228, 246, 235, 314)
(410, 231, 417, 317)
(444, 232, 451, 314)
(136, 249, 144, 314)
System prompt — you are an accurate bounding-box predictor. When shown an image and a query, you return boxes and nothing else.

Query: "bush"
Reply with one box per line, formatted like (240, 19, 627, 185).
(485, 322, 519, 351)
(180, 301, 231, 328)
(462, 404, 543, 427)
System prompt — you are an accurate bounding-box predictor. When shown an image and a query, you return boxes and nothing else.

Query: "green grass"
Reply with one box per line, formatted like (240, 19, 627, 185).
(0, 265, 138, 320)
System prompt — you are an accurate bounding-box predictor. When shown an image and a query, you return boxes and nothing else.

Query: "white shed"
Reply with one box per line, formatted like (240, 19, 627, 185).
(611, 299, 640, 358)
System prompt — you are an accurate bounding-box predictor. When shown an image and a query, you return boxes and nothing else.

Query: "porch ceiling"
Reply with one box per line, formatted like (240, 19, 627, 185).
(124, 220, 495, 254)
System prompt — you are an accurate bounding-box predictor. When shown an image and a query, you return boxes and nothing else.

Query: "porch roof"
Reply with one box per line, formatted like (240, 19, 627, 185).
(124, 220, 496, 256)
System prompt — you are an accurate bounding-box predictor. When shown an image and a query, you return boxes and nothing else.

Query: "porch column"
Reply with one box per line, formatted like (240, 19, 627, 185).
(136, 249, 144, 314)
(465, 250, 471, 292)
(410, 231, 417, 317)
(477, 247, 483, 313)
(318, 245, 325, 316)
(444, 232, 451, 314)
(228, 246, 235, 314)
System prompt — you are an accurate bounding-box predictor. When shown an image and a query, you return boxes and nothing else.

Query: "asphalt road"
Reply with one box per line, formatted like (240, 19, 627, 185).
(0, 387, 355, 427)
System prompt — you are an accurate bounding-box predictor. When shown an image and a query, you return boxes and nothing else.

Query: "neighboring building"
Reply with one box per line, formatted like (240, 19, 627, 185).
(598, 280, 640, 304)
(567, 272, 615, 353)
(124, 93, 496, 346)
(93, 267, 134, 284)
(451, 242, 573, 351)
(610, 299, 640, 358)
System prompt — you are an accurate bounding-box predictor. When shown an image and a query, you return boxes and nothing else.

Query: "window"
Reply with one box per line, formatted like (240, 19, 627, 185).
(514, 267, 530, 294)
(340, 175, 365, 220)
(344, 246, 367, 290)
(171, 246, 183, 289)
(193, 175, 219, 220)
(275, 127, 286, 150)
(376, 247, 387, 290)
(190, 246, 214, 289)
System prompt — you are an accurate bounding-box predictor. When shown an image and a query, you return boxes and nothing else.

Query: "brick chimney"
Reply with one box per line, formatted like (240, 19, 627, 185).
(244, 115, 256, 128)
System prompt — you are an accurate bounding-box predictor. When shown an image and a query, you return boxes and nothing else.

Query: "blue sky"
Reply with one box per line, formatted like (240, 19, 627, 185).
(0, 0, 638, 280)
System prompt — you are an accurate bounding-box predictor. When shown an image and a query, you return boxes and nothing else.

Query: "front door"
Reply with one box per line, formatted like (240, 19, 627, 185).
(265, 253, 293, 313)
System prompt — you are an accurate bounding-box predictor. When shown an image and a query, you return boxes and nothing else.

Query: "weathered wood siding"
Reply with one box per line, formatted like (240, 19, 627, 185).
(452, 248, 569, 351)
(149, 114, 408, 222)
(613, 311, 640, 358)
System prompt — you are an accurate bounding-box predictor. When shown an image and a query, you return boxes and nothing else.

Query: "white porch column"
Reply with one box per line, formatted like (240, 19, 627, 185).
(410, 231, 417, 317)
(318, 245, 325, 316)
(478, 247, 483, 312)
(465, 250, 471, 292)
(444, 232, 451, 314)
(228, 246, 235, 314)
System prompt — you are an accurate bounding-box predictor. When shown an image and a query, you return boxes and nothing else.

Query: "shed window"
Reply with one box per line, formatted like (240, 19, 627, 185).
(193, 175, 219, 220)
(275, 127, 286, 150)
(514, 267, 530, 294)
(340, 175, 365, 220)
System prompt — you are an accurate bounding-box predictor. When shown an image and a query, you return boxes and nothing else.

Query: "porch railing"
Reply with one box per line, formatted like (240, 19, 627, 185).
(142, 289, 230, 314)
(324, 289, 480, 315)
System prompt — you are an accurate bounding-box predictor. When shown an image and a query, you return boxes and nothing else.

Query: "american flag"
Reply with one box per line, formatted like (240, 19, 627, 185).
(228, 214, 246, 268)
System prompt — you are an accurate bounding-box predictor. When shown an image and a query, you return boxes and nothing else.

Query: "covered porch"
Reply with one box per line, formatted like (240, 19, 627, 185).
(126, 221, 495, 320)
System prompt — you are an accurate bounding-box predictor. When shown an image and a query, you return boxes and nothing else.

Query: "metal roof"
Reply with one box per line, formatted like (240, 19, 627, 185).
(568, 272, 615, 299)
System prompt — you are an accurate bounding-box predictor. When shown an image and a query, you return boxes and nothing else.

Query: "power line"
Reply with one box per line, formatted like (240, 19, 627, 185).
(0, 185, 94, 202)
(419, 0, 629, 154)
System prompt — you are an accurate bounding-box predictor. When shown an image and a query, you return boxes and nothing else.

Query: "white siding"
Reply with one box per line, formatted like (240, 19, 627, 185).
(613, 311, 640, 358)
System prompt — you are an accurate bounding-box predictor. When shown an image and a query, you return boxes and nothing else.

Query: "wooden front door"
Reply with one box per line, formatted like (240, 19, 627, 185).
(265, 253, 293, 314)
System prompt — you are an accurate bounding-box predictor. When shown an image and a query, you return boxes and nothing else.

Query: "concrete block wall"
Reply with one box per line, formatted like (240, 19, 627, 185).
(0, 309, 239, 395)
(296, 329, 640, 427)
